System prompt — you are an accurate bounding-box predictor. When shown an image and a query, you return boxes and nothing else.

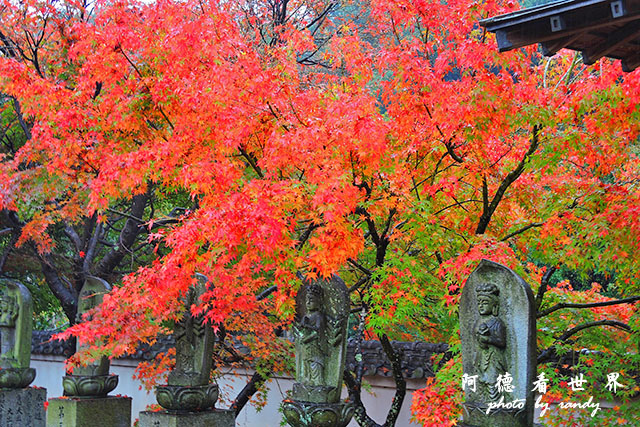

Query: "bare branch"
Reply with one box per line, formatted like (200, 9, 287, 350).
(379, 334, 406, 426)
(557, 319, 630, 342)
(535, 266, 556, 311)
(538, 296, 640, 319)
(500, 222, 544, 242)
(347, 258, 372, 276)
(476, 125, 540, 234)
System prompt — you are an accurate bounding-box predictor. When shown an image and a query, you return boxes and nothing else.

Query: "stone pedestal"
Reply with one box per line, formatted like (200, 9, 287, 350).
(46, 396, 131, 427)
(0, 387, 46, 427)
(283, 399, 353, 427)
(138, 409, 235, 427)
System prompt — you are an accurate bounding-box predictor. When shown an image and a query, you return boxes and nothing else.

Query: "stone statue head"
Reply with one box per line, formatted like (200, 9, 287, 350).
(0, 289, 18, 326)
(305, 284, 322, 313)
(75, 277, 111, 324)
(476, 283, 500, 316)
(76, 288, 97, 323)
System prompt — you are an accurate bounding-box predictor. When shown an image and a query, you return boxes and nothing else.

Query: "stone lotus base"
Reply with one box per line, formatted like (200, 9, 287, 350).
(462, 401, 531, 427)
(282, 399, 354, 427)
(46, 395, 131, 427)
(291, 383, 340, 404)
(0, 387, 46, 427)
(62, 374, 118, 398)
(155, 383, 219, 412)
(138, 408, 235, 427)
(0, 367, 35, 389)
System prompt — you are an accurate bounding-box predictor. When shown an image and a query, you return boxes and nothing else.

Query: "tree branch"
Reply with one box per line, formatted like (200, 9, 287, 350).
(95, 191, 148, 278)
(537, 320, 631, 365)
(238, 146, 264, 178)
(347, 258, 372, 276)
(256, 285, 277, 301)
(535, 266, 556, 312)
(500, 222, 544, 242)
(476, 125, 540, 234)
(538, 295, 640, 319)
(557, 319, 631, 343)
(343, 370, 380, 427)
(379, 334, 406, 427)
(231, 371, 266, 417)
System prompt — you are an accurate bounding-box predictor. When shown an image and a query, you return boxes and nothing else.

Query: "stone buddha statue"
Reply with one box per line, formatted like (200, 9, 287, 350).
(475, 282, 508, 402)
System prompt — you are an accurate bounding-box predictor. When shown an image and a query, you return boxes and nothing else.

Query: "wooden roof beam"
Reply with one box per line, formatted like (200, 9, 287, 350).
(493, 12, 640, 51)
(582, 21, 640, 64)
(541, 33, 584, 56)
(622, 52, 640, 71)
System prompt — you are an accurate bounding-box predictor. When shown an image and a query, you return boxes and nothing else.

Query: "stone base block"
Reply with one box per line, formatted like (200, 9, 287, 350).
(46, 396, 131, 427)
(138, 409, 235, 427)
(0, 387, 46, 427)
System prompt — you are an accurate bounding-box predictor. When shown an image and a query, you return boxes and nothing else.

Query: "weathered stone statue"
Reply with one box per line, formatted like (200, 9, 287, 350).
(460, 260, 536, 427)
(62, 276, 118, 397)
(49, 277, 131, 426)
(0, 279, 47, 427)
(139, 274, 234, 427)
(155, 273, 218, 411)
(475, 283, 508, 403)
(283, 275, 354, 427)
(296, 284, 326, 387)
(0, 279, 35, 388)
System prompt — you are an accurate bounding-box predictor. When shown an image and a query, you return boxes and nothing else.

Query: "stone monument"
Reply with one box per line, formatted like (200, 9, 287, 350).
(282, 275, 354, 427)
(138, 274, 234, 427)
(0, 278, 46, 427)
(459, 260, 536, 427)
(47, 277, 131, 427)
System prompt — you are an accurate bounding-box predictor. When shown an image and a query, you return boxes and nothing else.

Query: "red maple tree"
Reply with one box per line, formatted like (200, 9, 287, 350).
(0, 0, 638, 424)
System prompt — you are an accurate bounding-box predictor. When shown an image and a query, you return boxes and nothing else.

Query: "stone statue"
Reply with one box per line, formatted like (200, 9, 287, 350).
(0, 289, 19, 360)
(294, 283, 326, 387)
(74, 277, 111, 377)
(475, 283, 508, 403)
(167, 275, 215, 388)
(63, 277, 119, 397)
(0, 279, 35, 388)
(155, 274, 219, 412)
(283, 275, 353, 427)
(460, 260, 536, 427)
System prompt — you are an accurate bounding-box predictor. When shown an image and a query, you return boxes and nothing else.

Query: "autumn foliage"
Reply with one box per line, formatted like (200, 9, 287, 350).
(0, 0, 638, 424)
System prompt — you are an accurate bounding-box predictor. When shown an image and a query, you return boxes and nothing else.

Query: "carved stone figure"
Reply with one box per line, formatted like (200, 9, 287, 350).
(0, 279, 35, 388)
(475, 283, 508, 403)
(283, 275, 353, 427)
(74, 277, 111, 377)
(294, 284, 326, 387)
(155, 274, 218, 412)
(167, 275, 215, 388)
(460, 260, 536, 427)
(63, 277, 118, 397)
(0, 289, 18, 360)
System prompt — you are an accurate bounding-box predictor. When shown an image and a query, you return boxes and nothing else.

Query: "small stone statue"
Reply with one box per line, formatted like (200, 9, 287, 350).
(155, 274, 218, 412)
(475, 283, 508, 403)
(283, 275, 353, 427)
(0, 289, 19, 360)
(294, 284, 326, 387)
(63, 277, 118, 397)
(460, 260, 536, 427)
(73, 277, 111, 377)
(0, 279, 35, 388)
(167, 275, 215, 388)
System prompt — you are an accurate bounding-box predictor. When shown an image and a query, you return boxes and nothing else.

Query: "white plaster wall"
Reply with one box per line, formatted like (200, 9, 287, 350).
(31, 355, 423, 427)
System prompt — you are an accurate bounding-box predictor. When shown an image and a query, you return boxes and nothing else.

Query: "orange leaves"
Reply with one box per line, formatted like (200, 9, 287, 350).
(0, 0, 638, 404)
(17, 213, 54, 254)
(411, 358, 462, 426)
